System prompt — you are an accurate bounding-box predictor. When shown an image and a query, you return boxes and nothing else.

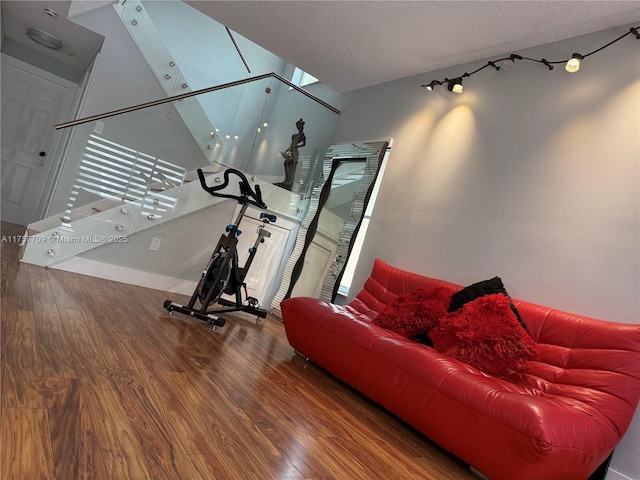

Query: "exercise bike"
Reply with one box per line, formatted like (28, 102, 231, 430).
(163, 167, 276, 328)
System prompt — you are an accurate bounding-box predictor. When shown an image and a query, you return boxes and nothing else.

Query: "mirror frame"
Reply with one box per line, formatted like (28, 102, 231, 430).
(270, 140, 389, 317)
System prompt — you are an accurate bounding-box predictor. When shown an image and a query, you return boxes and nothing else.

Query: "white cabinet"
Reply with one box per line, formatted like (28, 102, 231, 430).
(290, 232, 336, 299)
(221, 205, 298, 309)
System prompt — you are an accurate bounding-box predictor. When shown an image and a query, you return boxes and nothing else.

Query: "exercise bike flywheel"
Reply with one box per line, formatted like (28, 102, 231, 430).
(197, 252, 231, 304)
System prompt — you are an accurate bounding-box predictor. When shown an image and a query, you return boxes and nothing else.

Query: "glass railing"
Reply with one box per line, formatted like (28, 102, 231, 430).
(115, 0, 260, 95)
(21, 73, 340, 267)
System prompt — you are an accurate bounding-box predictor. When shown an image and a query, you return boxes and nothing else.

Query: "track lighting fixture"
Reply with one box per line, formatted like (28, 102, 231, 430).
(424, 80, 440, 91)
(447, 78, 464, 93)
(421, 25, 639, 93)
(501, 58, 516, 70)
(565, 53, 584, 73)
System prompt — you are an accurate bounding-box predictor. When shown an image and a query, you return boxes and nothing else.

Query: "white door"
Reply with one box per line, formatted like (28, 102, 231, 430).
(1, 57, 75, 226)
(219, 205, 297, 309)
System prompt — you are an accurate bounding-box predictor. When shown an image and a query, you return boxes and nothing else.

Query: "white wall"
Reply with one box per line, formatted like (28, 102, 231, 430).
(333, 24, 639, 480)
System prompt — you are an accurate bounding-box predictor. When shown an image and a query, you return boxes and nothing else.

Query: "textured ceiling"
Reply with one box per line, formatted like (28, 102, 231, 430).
(2, 1, 638, 90)
(186, 0, 640, 92)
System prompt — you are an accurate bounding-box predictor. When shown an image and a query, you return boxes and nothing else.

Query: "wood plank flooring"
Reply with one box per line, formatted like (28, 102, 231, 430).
(1, 221, 474, 479)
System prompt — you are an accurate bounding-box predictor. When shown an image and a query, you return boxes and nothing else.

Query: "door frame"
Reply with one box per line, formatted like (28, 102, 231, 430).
(39, 52, 100, 220)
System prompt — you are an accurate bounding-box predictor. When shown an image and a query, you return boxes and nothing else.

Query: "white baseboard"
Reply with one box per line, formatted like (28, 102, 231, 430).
(50, 257, 197, 295)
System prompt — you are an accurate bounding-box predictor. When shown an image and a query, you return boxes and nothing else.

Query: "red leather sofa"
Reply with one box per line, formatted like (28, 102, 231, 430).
(281, 259, 640, 480)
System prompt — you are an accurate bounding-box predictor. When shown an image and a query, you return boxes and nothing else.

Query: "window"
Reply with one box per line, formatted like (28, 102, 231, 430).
(291, 67, 318, 87)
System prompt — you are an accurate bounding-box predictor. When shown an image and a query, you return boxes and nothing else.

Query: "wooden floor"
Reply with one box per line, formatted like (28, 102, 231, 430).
(1, 221, 474, 480)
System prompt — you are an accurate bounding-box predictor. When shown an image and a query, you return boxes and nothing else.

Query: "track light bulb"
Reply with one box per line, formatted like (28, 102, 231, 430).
(501, 59, 515, 70)
(565, 54, 583, 73)
(565, 58, 580, 72)
(447, 79, 463, 93)
(425, 80, 437, 91)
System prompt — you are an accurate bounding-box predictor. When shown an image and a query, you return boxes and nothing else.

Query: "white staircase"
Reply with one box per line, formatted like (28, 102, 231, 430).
(20, 132, 306, 267)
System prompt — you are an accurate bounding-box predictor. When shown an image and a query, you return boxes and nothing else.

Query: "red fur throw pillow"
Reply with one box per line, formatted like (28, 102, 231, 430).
(430, 293, 540, 376)
(373, 287, 452, 339)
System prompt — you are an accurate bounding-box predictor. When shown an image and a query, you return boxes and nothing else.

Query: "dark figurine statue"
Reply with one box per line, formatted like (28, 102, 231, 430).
(275, 118, 306, 190)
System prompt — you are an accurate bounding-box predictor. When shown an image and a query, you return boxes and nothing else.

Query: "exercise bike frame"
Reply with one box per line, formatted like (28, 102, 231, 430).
(164, 168, 275, 328)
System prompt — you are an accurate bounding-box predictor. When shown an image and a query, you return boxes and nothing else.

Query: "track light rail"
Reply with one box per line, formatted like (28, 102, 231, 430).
(422, 26, 640, 93)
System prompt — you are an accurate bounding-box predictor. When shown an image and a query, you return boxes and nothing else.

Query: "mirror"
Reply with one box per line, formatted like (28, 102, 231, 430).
(290, 159, 366, 299)
(271, 140, 389, 316)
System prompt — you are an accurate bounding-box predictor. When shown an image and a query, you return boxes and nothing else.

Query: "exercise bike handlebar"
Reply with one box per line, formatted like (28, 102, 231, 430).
(197, 168, 267, 210)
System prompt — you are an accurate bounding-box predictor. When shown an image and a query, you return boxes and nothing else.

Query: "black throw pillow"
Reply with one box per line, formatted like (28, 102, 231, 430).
(415, 332, 434, 347)
(448, 276, 526, 329)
